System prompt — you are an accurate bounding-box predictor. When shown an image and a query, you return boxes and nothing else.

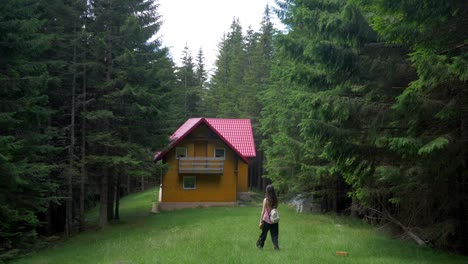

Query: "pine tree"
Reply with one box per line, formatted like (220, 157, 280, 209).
(195, 47, 209, 115)
(240, 5, 275, 190)
(354, 0, 468, 251)
(205, 34, 228, 117)
(0, 0, 57, 259)
(0, 0, 176, 254)
(196, 47, 208, 88)
(203, 8, 275, 190)
(41, 0, 89, 238)
(243, 5, 274, 129)
(176, 45, 201, 118)
(208, 11, 274, 124)
(261, 0, 468, 251)
(261, 0, 412, 213)
(84, 0, 174, 227)
(208, 18, 246, 118)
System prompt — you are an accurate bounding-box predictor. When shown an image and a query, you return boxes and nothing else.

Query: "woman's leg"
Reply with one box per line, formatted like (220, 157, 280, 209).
(270, 223, 279, 250)
(257, 221, 270, 249)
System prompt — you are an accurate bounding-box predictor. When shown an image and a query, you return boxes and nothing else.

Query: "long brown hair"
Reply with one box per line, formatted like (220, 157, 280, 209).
(265, 184, 278, 209)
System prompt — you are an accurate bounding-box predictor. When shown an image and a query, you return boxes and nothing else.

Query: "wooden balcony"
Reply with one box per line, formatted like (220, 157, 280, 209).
(178, 157, 224, 174)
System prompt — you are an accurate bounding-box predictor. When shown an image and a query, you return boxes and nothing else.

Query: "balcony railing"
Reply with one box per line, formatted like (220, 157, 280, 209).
(178, 157, 224, 174)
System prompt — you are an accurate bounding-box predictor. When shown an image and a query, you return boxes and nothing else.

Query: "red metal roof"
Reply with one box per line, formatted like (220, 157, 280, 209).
(154, 118, 256, 163)
(169, 118, 203, 142)
(205, 118, 256, 158)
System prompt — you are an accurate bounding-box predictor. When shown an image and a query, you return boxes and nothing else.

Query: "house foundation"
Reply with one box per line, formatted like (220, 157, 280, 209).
(158, 202, 237, 210)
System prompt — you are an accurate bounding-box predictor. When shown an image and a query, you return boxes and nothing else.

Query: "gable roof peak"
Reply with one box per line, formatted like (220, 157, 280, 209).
(154, 118, 256, 163)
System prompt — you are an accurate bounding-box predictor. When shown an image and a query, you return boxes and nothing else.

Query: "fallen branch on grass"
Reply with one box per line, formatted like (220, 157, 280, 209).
(366, 207, 426, 246)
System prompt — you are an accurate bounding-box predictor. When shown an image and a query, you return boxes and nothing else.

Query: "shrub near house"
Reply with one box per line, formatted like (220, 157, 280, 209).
(154, 118, 256, 210)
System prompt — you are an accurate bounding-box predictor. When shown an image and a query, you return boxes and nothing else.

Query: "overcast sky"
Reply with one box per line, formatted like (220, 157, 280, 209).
(156, 0, 279, 75)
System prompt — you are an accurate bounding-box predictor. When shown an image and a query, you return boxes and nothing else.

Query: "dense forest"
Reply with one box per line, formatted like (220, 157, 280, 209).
(0, 0, 467, 261)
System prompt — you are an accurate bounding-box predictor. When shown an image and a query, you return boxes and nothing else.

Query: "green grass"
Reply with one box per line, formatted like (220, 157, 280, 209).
(15, 188, 468, 264)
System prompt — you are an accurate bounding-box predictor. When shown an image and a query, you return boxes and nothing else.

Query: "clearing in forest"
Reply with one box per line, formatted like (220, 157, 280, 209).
(14, 188, 468, 264)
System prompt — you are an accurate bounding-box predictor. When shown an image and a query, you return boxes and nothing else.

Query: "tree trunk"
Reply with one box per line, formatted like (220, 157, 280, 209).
(107, 173, 114, 221)
(100, 23, 114, 226)
(256, 154, 263, 190)
(350, 197, 358, 217)
(65, 28, 78, 237)
(46, 202, 52, 235)
(99, 169, 109, 227)
(260, 150, 267, 190)
(114, 174, 120, 220)
(368, 207, 426, 246)
(248, 161, 253, 189)
(457, 85, 468, 252)
(127, 174, 130, 195)
(79, 64, 87, 232)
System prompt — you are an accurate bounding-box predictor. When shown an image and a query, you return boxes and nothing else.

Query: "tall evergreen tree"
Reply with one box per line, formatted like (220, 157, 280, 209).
(261, 0, 467, 251)
(243, 5, 274, 129)
(241, 6, 275, 190)
(354, 0, 468, 251)
(84, 0, 173, 227)
(175, 45, 201, 118)
(0, 0, 175, 257)
(208, 10, 274, 125)
(195, 47, 209, 115)
(196, 47, 208, 88)
(261, 0, 413, 214)
(204, 8, 275, 189)
(208, 18, 246, 117)
(40, 0, 90, 238)
(0, 0, 57, 259)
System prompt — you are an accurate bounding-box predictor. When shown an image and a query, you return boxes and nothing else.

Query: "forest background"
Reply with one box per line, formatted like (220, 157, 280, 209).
(0, 0, 467, 261)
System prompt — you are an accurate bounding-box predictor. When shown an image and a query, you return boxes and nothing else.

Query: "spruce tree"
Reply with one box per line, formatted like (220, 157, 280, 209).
(176, 45, 201, 118)
(40, 0, 90, 237)
(85, 0, 173, 227)
(354, 0, 468, 251)
(261, 0, 412, 213)
(209, 18, 246, 118)
(196, 47, 208, 88)
(243, 5, 274, 129)
(0, 0, 57, 259)
(195, 47, 209, 115)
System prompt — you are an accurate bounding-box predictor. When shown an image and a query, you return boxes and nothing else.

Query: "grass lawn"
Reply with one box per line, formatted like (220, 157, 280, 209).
(15, 188, 468, 264)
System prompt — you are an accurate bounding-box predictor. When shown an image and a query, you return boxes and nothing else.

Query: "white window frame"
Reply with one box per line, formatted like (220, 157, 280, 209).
(176, 147, 187, 159)
(214, 148, 226, 159)
(183, 176, 196, 190)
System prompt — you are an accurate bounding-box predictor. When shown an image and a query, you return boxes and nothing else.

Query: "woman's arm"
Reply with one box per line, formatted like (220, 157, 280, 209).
(259, 198, 266, 224)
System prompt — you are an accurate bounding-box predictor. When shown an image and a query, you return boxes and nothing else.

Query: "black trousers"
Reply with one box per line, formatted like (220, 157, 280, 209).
(257, 221, 279, 249)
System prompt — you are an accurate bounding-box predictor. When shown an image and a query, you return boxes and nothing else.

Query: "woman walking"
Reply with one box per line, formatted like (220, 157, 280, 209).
(256, 184, 280, 250)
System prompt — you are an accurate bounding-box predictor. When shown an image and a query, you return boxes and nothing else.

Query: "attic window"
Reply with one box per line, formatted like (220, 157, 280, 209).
(214, 148, 225, 159)
(176, 147, 187, 159)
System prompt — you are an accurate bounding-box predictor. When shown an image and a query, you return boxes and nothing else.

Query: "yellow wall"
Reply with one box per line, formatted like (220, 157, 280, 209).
(237, 161, 248, 192)
(161, 125, 249, 203)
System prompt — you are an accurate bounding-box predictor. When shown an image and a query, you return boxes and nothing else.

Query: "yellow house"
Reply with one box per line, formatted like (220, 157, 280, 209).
(153, 118, 256, 210)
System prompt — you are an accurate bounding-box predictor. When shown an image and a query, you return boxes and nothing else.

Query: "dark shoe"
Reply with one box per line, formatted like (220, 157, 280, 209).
(256, 240, 263, 249)
(274, 246, 280, 251)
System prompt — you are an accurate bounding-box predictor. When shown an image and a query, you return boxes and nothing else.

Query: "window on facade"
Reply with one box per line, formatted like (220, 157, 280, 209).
(214, 148, 225, 159)
(176, 147, 187, 159)
(183, 176, 196, 189)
